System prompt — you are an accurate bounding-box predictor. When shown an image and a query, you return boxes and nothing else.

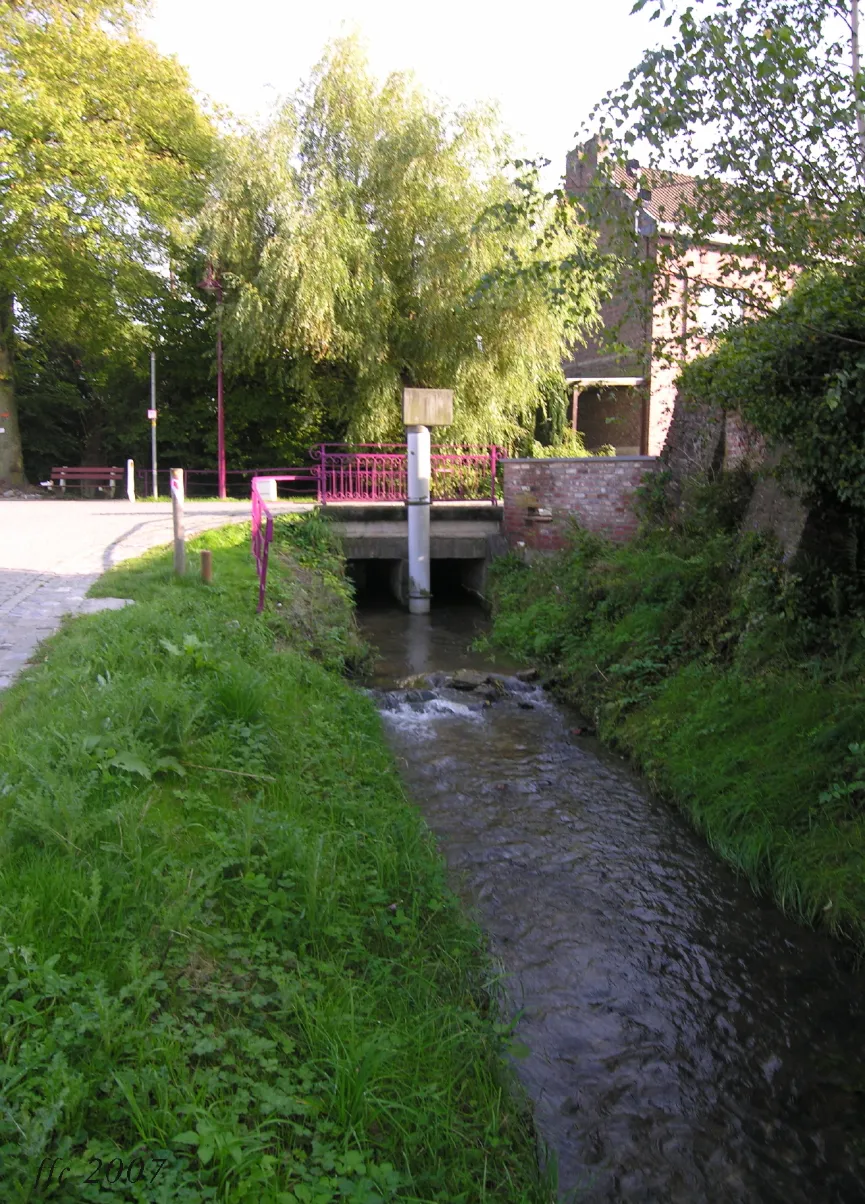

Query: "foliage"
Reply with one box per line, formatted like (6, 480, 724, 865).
(681, 267, 865, 516)
(0, 519, 551, 1202)
(0, 0, 215, 483)
(202, 36, 607, 447)
(16, 267, 331, 485)
(595, 0, 865, 297)
(486, 476, 865, 945)
(527, 431, 616, 458)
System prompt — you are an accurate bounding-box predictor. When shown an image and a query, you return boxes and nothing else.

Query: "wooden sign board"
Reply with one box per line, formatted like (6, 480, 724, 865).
(402, 388, 454, 427)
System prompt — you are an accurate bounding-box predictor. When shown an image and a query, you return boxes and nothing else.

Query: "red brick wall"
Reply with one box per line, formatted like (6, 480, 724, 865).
(503, 456, 660, 551)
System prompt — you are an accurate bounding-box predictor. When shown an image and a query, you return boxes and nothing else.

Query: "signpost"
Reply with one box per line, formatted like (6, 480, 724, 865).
(402, 388, 454, 615)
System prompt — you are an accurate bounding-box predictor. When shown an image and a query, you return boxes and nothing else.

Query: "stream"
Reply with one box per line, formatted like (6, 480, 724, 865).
(358, 598, 865, 1203)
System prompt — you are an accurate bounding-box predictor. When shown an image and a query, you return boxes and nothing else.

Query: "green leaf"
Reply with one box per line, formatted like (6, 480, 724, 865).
(108, 751, 152, 779)
(154, 755, 186, 776)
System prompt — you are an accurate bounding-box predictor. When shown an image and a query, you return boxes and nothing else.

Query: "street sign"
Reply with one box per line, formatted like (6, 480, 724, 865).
(147, 409, 157, 421)
(402, 388, 454, 426)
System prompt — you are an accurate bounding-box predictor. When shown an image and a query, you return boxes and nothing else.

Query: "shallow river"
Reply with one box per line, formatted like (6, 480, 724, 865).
(359, 601, 865, 1204)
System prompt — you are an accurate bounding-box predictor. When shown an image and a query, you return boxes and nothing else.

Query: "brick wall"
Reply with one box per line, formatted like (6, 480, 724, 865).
(503, 456, 660, 551)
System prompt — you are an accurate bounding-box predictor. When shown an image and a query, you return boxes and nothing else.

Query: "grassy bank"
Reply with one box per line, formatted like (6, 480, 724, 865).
(0, 517, 550, 1203)
(485, 473, 865, 946)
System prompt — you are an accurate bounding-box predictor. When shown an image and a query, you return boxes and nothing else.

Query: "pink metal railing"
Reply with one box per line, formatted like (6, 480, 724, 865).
(310, 443, 500, 504)
(250, 447, 502, 610)
(251, 476, 274, 613)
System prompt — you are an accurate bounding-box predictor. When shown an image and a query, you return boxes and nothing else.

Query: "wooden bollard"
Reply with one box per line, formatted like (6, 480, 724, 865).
(200, 548, 213, 584)
(170, 467, 185, 576)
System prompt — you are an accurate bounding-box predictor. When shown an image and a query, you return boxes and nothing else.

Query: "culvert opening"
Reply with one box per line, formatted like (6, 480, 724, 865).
(347, 559, 397, 607)
(430, 559, 480, 605)
(347, 558, 486, 609)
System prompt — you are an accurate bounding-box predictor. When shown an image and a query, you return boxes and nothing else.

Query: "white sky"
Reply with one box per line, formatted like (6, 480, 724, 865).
(144, 0, 661, 185)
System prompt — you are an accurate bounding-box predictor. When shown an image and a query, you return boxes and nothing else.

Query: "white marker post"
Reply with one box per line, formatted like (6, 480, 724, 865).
(402, 388, 454, 615)
(170, 467, 185, 576)
(126, 458, 135, 502)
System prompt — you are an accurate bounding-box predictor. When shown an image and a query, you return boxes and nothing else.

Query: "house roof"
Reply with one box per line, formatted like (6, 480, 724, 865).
(610, 164, 701, 223)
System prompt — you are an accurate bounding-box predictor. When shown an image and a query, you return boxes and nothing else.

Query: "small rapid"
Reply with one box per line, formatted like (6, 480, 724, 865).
(359, 602, 865, 1203)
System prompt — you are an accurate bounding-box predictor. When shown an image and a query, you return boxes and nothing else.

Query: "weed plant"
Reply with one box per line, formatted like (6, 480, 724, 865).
(486, 470, 865, 946)
(0, 518, 550, 1202)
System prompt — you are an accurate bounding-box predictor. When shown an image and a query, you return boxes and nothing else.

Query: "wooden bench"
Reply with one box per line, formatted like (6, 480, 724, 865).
(50, 467, 125, 497)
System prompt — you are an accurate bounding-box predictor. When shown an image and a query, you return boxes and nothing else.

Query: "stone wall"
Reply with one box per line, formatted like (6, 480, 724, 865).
(723, 411, 765, 470)
(503, 456, 660, 552)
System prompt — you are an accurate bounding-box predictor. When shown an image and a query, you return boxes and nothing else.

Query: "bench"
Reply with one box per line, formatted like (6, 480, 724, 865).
(50, 467, 125, 497)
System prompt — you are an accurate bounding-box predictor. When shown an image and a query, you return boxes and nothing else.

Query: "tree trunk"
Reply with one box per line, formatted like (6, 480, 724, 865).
(0, 294, 26, 489)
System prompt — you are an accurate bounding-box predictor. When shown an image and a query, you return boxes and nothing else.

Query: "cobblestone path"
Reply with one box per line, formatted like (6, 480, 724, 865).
(0, 500, 304, 689)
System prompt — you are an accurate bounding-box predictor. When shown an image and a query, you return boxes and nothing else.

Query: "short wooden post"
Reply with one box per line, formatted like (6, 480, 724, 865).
(200, 548, 213, 584)
(170, 467, 185, 576)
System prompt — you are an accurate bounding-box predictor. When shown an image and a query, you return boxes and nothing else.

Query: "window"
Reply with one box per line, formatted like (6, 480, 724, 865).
(696, 286, 744, 334)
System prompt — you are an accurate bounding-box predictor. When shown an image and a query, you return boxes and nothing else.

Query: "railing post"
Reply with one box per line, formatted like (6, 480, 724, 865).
(490, 444, 497, 505)
(318, 444, 326, 505)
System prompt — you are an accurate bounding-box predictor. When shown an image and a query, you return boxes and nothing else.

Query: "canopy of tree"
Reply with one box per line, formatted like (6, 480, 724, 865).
(590, 0, 865, 312)
(0, 0, 214, 485)
(682, 267, 865, 512)
(202, 37, 608, 448)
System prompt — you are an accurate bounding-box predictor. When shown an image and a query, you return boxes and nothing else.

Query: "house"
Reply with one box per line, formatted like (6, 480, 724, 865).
(563, 136, 766, 456)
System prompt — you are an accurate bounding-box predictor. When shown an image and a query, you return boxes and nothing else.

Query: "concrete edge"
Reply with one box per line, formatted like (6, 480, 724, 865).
(504, 456, 660, 465)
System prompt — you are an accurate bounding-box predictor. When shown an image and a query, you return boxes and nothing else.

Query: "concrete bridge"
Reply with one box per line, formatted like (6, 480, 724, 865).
(323, 502, 506, 606)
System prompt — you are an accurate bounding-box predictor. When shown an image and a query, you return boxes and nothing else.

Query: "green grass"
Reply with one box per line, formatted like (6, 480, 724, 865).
(485, 495, 865, 947)
(0, 518, 551, 1203)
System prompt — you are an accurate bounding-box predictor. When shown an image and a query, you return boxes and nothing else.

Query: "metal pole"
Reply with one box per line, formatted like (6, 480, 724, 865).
(126, 458, 135, 503)
(216, 321, 226, 499)
(150, 352, 158, 499)
(406, 424, 431, 614)
(170, 467, 186, 576)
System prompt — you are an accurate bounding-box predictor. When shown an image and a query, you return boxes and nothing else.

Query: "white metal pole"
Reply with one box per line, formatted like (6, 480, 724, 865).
(406, 424, 431, 614)
(126, 458, 135, 503)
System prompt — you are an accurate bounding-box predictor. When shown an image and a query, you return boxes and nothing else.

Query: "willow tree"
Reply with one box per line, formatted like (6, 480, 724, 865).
(0, 0, 214, 486)
(204, 38, 608, 447)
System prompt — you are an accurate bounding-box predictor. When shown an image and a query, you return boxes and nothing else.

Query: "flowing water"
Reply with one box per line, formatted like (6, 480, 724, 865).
(359, 600, 865, 1204)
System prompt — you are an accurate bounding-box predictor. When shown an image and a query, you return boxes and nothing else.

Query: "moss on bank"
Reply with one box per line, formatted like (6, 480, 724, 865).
(0, 517, 551, 1203)
(485, 474, 865, 946)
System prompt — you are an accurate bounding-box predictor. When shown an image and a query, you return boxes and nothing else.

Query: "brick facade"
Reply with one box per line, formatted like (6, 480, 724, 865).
(503, 456, 660, 551)
(564, 139, 775, 459)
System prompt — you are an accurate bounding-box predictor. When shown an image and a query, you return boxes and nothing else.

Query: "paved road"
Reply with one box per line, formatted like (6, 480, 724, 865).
(0, 499, 305, 690)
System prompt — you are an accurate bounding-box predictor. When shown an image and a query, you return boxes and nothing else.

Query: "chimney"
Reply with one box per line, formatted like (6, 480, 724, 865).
(565, 133, 608, 193)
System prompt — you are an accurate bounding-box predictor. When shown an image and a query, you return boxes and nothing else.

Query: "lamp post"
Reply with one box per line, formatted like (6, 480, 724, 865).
(198, 264, 226, 500)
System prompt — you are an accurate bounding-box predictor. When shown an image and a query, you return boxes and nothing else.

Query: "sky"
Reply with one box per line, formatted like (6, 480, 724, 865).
(144, 0, 662, 185)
